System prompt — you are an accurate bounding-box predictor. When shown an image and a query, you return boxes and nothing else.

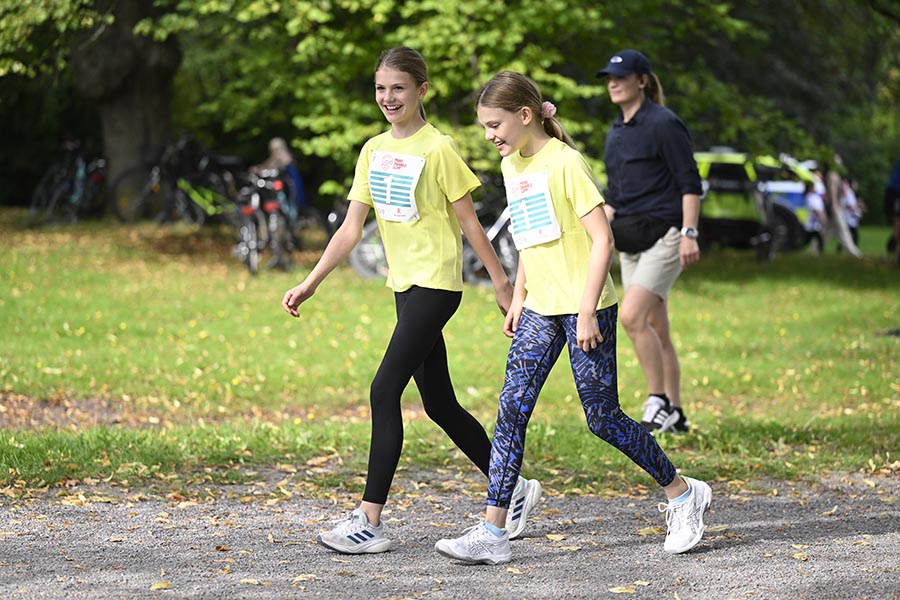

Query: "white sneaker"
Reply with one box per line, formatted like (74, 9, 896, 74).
(316, 508, 392, 554)
(659, 476, 712, 554)
(435, 524, 512, 565)
(641, 395, 678, 434)
(505, 477, 542, 540)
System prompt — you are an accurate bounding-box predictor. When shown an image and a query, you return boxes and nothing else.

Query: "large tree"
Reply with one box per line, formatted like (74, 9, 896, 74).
(0, 0, 180, 212)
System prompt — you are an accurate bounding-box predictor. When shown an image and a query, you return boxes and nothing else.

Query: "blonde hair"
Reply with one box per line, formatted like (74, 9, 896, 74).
(375, 46, 428, 120)
(477, 70, 577, 149)
(644, 72, 666, 107)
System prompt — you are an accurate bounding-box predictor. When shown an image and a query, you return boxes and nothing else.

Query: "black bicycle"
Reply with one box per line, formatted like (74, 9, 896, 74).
(111, 135, 242, 225)
(30, 142, 107, 224)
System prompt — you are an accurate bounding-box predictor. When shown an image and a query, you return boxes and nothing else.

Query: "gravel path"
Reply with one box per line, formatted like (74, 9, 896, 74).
(2, 471, 898, 599)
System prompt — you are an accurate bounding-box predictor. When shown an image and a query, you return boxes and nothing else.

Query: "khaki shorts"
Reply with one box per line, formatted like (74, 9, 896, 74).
(619, 227, 683, 300)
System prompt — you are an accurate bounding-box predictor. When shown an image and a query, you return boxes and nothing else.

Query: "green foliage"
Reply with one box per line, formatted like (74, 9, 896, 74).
(0, 0, 110, 76)
(1, 0, 899, 217)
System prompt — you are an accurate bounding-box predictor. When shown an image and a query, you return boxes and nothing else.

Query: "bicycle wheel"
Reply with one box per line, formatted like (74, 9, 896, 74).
(348, 220, 388, 279)
(292, 205, 331, 251)
(29, 163, 64, 223)
(237, 214, 261, 275)
(267, 210, 293, 271)
(164, 184, 206, 226)
(462, 220, 518, 286)
(44, 180, 75, 224)
(111, 165, 155, 222)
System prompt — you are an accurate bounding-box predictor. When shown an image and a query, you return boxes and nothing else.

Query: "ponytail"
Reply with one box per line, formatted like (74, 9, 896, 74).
(478, 71, 577, 149)
(645, 72, 666, 107)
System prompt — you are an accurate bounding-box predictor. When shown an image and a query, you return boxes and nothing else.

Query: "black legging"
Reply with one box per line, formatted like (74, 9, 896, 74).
(363, 286, 491, 505)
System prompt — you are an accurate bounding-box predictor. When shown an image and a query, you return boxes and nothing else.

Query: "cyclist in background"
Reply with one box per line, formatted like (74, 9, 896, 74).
(252, 137, 307, 213)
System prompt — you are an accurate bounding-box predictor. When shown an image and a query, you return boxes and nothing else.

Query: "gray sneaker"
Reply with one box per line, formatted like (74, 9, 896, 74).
(435, 523, 512, 565)
(659, 476, 712, 554)
(316, 508, 392, 554)
(505, 477, 542, 540)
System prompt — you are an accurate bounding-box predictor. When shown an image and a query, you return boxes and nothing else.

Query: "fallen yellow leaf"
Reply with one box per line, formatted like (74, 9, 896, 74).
(792, 552, 809, 561)
(292, 574, 319, 582)
(149, 581, 172, 590)
(507, 567, 524, 574)
(632, 580, 651, 586)
(240, 578, 260, 585)
(608, 586, 636, 593)
(820, 505, 838, 516)
(636, 526, 663, 536)
(545, 534, 566, 541)
(706, 525, 728, 533)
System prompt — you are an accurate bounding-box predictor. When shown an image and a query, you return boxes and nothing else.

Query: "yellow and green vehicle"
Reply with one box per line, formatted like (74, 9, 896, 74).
(695, 148, 808, 259)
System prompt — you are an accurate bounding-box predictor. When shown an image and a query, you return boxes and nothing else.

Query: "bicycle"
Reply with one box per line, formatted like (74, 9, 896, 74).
(233, 168, 299, 274)
(30, 142, 107, 225)
(111, 135, 243, 225)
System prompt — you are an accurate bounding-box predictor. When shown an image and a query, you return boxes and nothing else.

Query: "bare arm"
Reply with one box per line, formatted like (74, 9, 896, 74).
(503, 259, 528, 338)
(453, 193, 514, 314)
(576, 205, 615, 352)
(680, 193, 701, 269)
(281, 200, 370, 317)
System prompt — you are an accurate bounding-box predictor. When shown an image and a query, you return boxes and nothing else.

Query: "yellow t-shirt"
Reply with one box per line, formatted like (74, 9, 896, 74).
(501, 137, 618, 316)
(348, 124, 481, 292)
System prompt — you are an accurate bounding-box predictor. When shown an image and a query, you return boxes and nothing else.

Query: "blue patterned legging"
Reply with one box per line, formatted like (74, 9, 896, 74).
(487, 305, 677, 508)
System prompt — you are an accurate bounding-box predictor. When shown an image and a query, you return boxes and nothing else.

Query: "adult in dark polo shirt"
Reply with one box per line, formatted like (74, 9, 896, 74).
(598, 49, 702, 436)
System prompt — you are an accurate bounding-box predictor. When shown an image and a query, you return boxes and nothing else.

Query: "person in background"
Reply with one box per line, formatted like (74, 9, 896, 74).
(434, 70, 711, 565)
(281, 47, 540, 556)
(252, 137, 308, 210)
(883, 157, 900, 266)
(598, 49, 703, 435)
(840, 177, 864, 250)
(803, 179, 828, 254)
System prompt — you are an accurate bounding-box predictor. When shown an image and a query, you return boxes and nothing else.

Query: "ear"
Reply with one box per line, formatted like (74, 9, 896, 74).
(417, 81, 429, 101)
(520, 106, 535, 126)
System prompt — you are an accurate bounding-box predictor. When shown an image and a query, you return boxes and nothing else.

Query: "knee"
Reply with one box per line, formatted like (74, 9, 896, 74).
(586, 411, 614, 441)
(421, 396, 454, 424)
(618, 304, 647, 336)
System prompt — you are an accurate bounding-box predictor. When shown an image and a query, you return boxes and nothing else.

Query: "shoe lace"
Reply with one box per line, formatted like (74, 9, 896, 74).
(461, 524, 495, 553)
(331, 511, 367, 535)
(658, 500, 698, 534)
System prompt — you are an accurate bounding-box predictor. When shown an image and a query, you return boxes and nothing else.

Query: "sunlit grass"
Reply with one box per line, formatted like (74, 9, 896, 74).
(0, 207, 897, 492)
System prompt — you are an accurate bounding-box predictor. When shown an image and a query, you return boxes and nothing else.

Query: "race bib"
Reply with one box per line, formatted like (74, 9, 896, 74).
(505, 171, 561, 249)
(368, 151, 426, 222)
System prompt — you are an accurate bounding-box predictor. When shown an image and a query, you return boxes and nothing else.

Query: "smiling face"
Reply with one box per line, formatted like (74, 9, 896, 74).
(477, 104, 529, 158)
(606, 73, 645, 108)
(375, 68, 427, 128)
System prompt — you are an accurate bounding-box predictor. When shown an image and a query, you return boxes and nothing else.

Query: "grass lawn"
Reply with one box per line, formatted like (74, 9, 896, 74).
(1, 207, 897, 495)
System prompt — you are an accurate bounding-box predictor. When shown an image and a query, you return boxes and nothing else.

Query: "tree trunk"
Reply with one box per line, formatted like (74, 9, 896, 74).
(69, 0, 181, 219)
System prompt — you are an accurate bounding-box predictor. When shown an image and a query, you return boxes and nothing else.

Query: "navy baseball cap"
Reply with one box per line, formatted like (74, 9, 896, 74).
(597, 49, 651, 77)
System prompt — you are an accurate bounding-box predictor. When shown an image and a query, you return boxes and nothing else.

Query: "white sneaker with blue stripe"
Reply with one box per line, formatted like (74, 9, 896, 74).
(505, 476, 542, 539)
(316, 508, 392, 554)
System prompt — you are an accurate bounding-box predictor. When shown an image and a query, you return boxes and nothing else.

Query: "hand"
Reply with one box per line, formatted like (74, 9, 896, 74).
(494, 280, 514, 316)
(503, 301, 524, 338)
(679, 236, 700, 269)
(281, 282, 314, 317)
(576, 312, 603, 352)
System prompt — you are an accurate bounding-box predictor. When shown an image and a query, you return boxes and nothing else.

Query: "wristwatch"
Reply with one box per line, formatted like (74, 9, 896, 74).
(680, 226, 699, 239)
